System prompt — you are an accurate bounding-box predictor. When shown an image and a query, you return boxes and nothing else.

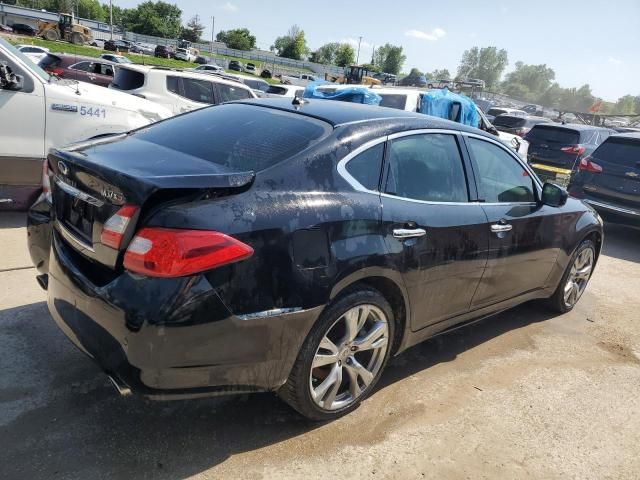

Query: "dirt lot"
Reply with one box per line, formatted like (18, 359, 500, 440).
(0, 213, 638, 480)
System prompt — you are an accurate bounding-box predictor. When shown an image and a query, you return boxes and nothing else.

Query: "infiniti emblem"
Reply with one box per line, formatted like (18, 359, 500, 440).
(58, 161, 69, 176)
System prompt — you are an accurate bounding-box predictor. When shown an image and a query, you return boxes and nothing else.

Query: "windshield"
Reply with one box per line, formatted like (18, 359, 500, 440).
(0, 37, 50, 82)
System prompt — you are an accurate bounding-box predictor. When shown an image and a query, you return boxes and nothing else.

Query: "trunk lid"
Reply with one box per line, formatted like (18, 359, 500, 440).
(526, 125, 582, 168)
(49, 136, 254, 270)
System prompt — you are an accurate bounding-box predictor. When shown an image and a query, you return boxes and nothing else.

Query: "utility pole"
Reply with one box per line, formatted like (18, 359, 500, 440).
(356, 36, 362, 65)
(211, 16, 215, 53)
(109, 0, 113, 40)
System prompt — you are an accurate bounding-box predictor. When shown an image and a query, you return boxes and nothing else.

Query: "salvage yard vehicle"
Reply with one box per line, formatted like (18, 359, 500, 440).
(526, 123, 614, 185)
(568, 132, 640, 226)
(492, 114, 551, 137)
(0, 37, 171, 209)
(264, 83, 304, 97)
(39, 53, 116, 88)
(99, 53, 132, 64)
(37, 13, 92, 45)
(109, 65, 256, 115)
(29, 98, 602, 420)
(15, 44, 50, 64)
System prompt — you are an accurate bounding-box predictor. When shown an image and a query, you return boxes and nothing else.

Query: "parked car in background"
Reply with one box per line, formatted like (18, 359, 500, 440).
(192, 64, 225, 74)
(522, 104, 543, 115)
(280, 72, 318, 86)
(462, 78, 486, 89)
(245, 62, 257, 74)
(15, 44, 49, 64)
(492, 115, 552, 137)
(10, 23, 36, 36)
(0, 37, 170, 210)
(104, 39, 130, 53)
(130, 42, 154, 55)
(154, 45, 175, 58)
(398, 74, 427, 87)
(373, 72, 396, 84)
(526, 124, 614, 184)
(260, 68, 272, 79)
(487, 107, 527, 119)
(110, 65, 256, 114)
(194, 56, 208, 65)
(175, 47, 196, 62)
(265, 84, 305, 98)
(228, 60, 243, 72)
(0, 23, 13, 33)
(31, 98, 602, 420)
(568, 132, 640, 226)
(38, 53, 116, 87)
(238, 75, 270, 95)
(100, 53, 132, 64)
(90, 38, 105, 48)
(427, 79, 453, 89)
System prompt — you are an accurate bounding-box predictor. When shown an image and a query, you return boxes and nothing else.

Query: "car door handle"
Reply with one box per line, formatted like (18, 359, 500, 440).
(491, 224, 513, 233)
(393, 228, 427, 239)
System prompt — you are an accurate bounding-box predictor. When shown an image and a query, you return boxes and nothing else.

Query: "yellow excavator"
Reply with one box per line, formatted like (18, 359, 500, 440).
(325, 65, 381, 86)
(37, 13, 93, 45)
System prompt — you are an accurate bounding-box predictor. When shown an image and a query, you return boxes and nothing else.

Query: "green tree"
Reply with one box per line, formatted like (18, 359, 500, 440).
(101, 3, 129, 31)
(216, 28, 256, 50)
(502, 61, 555, 98)
(272, 24, 307, 60)
(334, 43, 355, 67)
(407, 67, 423, 77)
(614, 95, 638, 115)
(374, 43, 406, 75)
(180, 15, 205, 43)
(310, 42, 340, 64)
(76, 0, 104, 20)
(502, 82, 531, 101)
(428, 68, 451, 80)
(456, 46, 508, 89)
(125, 1, 182, 39)
(558, 84, 595, 112)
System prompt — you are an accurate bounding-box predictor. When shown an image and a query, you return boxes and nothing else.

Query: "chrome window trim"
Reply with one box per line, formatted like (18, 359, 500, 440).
(336, 136, 387, 194)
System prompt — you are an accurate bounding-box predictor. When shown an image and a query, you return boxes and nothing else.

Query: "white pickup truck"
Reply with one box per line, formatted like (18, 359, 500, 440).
(0, 38, 172, 209)
(280, 73, 318, 87)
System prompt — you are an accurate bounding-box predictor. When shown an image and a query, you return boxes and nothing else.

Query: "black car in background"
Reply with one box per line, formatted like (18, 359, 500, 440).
(228, 60, 243, 72)
(525, 123, 614, 182)
(568, 132, 640, 226)
(28, 99, 602, 421)
(10, 23, 36, 36)
(492, 115, 552, 137)
(154, 45, 175, 58)
(104, 39, 131, 53)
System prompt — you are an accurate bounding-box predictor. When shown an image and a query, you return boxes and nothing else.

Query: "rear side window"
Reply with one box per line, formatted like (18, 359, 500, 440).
(593, 138, 640, 167)
(467, 137, 535, 203)
(385, 134, 468, 202)
(112, 68, 144, 90)
(166, 75, 179, 94)
(133, 104, 331, 172)
(266, 85, 286, 95)
(70, 61, 91, 72)
(182, 78, 215, 104)
(217, 83, 252, 102)
(526, 126, 579, 144)
(345, 143, 384, 190)
(39, 54, 61, 69)
(379, 94, 408, 110)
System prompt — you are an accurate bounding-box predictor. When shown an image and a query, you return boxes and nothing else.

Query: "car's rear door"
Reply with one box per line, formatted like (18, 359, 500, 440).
(580, 135, 640, 211)
(379, 130, 488, 330)
(463, 134, 560, 307)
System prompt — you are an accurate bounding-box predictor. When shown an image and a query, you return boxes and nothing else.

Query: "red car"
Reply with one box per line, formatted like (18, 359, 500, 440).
(38, 53, 117, 88)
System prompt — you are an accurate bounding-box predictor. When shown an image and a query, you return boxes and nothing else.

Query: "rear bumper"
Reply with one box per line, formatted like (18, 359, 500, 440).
(579, 197, 640, 225)
(26, 196, 52, 274)
(47, 233, 320, 399)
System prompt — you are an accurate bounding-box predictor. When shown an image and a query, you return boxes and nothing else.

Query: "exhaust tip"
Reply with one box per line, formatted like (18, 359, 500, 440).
(36, 274, 48, 290)
(108, 375, 132, 397)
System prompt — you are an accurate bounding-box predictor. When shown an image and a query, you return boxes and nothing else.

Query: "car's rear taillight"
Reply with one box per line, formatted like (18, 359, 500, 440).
(561, 145, 586, 155)
(579, 157, 603, 173)
(101, 205, 139, 249)
(123, 228, 254, 278)
(42, 160, 52, 203)
(46, 67, 64, 76)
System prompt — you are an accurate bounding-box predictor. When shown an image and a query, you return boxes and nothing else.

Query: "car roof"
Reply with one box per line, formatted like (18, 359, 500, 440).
(52, 53, 116, 65)
(120, 64, 253, 89)
(609, 132, 640, 140)
(235, 97, 491, 135)
(534, 123, 611, 131)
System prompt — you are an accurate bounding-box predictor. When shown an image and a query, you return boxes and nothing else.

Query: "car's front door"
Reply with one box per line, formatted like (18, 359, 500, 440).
(463, 134, 560, 307)
(380, 131, 489, 330)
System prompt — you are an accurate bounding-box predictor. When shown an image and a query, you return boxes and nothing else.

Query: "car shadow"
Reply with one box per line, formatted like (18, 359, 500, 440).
(0, 212, 26, 229)
(0, 299, 558, 479)
(601, 222, 640, 264)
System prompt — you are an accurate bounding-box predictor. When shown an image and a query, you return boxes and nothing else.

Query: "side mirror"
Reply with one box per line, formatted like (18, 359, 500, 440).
(541, 182, 568, 207)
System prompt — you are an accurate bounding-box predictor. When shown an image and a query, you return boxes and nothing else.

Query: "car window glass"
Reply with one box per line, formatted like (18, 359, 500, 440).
(346, 143, 384, 191)
(593, 138, 640, 167)
(385, 134, 468, 202)
(217, 83, 252, 102)
(378, 94, 407, 110)
(181, 78, 215, 104)
(0, 47, 35, 92)
(71, 61, 91, 72)
(467, 137, 535, 203)
(166, 75, 180, 95)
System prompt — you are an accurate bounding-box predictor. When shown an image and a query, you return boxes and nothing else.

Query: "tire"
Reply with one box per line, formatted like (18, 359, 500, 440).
(546, 239, 596, 313)
(427, 83, 433, 89)
(279, 287, 395, 421)
(71, 32, 83, 45)
(44, 29, 58, 41)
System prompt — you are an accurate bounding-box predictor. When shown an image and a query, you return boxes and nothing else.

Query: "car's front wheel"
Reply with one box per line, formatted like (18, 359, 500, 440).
(279, 288, 394, 421)
(547, 239, 596, 313)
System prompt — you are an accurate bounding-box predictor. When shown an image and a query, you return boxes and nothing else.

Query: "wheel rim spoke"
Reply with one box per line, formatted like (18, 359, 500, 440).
(353, 321, 388, 351)
(312, 364, 340, 403)
(344, 305, 368, 342)
(345, 357, 374, 389)
(322, 365, 342, 409)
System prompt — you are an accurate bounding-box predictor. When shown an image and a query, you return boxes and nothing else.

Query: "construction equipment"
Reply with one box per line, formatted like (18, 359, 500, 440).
(177, 39, 199, 56)
(37, 13, 93, 45)
(324, 65, 381, 86)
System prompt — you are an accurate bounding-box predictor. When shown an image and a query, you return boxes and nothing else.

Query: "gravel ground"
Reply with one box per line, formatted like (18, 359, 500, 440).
(0, 213, 638, 480)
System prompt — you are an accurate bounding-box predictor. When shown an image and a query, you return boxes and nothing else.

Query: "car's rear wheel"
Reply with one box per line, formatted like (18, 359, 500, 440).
(279, 288, 394, 421)
(547, 239, 596, 313)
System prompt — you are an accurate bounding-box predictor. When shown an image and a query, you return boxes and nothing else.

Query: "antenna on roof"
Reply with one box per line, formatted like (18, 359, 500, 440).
(292, 95, 308, 107)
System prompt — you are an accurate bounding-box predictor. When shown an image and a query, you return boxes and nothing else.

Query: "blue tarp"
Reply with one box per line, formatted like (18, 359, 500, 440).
(419, 89, 479, 127)
(303, 82, 382, 105)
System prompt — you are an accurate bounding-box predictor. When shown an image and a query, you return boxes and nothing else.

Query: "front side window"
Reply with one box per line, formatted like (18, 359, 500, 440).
(466, 137, 536, 203)
(70, 61, 91, 72)
(217, 83, 252, 102)
(345, 143, 384, 191)
(385, 133, 468, 202)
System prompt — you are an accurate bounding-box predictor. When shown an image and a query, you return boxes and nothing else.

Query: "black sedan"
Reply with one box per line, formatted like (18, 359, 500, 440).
(10, 23, 36, 36)
(28, 99, 603, 420)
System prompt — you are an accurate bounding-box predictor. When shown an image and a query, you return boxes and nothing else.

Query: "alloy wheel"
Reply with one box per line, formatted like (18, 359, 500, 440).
(564, 246, 595, 308)
(309, 304, 389, 411)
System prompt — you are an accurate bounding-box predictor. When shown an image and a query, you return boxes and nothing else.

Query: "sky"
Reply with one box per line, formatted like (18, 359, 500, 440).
(116, 0, 640, 101)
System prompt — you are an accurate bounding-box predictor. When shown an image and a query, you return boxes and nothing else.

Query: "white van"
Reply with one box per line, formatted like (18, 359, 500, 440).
(0, 38, 172, 209)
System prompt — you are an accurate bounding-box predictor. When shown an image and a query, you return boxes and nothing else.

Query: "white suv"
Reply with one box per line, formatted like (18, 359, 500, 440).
(110, 65, 256, 114)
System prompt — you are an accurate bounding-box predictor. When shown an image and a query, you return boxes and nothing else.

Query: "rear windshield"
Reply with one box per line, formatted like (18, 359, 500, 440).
(492, 116, 526, 128)
(133, 104, 331, 172)
(266, 85, 286, 95)
(593, 138, 640, 167)
(487, 108, 508, 117)
(111, 68, 145, 90)
(525, 125, 579, 144)
(242, 78, 268, 91)
(378, 94, 408, 110)
(39, 53, 61, 69)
